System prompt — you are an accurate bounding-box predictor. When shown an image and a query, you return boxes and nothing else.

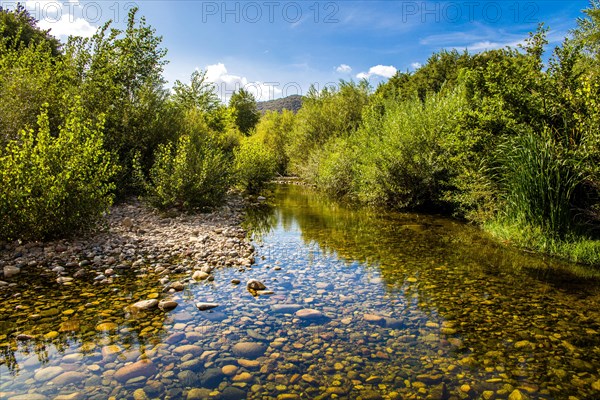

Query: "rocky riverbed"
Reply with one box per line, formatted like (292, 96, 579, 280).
(0, 196, 255, 293)
(1, 187, 600, 400)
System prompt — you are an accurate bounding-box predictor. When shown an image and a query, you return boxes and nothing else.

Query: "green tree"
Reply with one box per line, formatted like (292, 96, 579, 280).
(287, 80, 370, 177)
(253, 109, 295, 174)
(572, 0, 600, 60)
(229, 88, 260, 135)
(64, 7, 172, 194)
(0, 3, 60, 55)
(172, 69, 220, 112)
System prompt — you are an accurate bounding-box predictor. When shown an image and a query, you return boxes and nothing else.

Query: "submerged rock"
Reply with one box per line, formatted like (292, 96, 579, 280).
(232, 341, 267, 359)
(114, 360, 157, 382)
(295, 308, 324, 320)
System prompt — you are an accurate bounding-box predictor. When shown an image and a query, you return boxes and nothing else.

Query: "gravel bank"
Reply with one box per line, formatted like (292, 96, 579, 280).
(0, 195, 255, 290)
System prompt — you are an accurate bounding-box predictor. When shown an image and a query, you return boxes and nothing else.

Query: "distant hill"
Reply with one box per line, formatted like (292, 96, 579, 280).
(257, 94, 303, 114)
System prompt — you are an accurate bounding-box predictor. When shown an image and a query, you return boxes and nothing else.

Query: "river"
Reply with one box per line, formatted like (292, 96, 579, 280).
(1, 184, 599, 399)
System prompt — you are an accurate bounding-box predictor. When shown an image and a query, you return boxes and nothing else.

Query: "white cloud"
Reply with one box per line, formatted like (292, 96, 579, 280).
(356, 64, 397, 80)
(38, 16, 97, 38)
(336, 64, 352, 73)
(410, 62, 422, 70)
(205, 63, 282, 102)
(25, 1, 97, 38)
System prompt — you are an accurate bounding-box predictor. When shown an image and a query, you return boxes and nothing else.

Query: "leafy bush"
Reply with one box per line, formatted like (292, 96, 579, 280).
(146, 129, 232, 210)
(287, 81, 370, 176)
(309, 137, 356, 199)
(0, 101, 117, 241)
(234, 135, 278, 194)
(353, 88, 466, 210)
(253, 110, 295, 175)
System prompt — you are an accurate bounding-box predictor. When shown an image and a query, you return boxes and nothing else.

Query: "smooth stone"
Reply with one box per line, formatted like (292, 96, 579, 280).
(196, 302, 219, 311)
(363, 314, 386, 325)
(232, 342, 267, 359)
(53, 393, 83, 400)
(231, 279, 241, 285)
(187, 388, 212, 400)
(8, 395, 48, 400)
(515, 340, 534, 349)
(200, 367, 225, 388)
(114, 360, 157, 382)
(237, 359, 260, 369)
(51, 371, 87, 386)
(247, 279, 266, 290)
(192, 271, 209, 281)
(130, 299, 159, 311)
(34, 366, 64, 382)
(295, 309, 323, 320)
(232, 372, 253, 382)
(509, 389, 527, 400)
(384, 318, 403, 328)
(133, 388, 148, 400)
(3, 266, 20, 278)
(173, 345, 203, 356)
(222, 365, 239, 376)
(158, 300, 178, 311)
(221, 387, 246, 400)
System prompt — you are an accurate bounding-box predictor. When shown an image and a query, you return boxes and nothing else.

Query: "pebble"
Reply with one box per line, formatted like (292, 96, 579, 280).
(295, 308, 324, 320)
(232, 342, 267, 359)
(196, 302, 219, 311)
(114, 360, 157, 382)
(247, 279, 266, 290)
(130, 299, 159, 311)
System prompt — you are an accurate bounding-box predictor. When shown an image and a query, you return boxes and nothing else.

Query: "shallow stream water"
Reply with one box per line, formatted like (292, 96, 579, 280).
(1, 184, 599, 399)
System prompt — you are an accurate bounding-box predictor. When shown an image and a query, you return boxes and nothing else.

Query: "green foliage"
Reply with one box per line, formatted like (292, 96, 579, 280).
(495, 129, 588, 236)
(146, 125, 231, 209)
(0, 101, 117, 241)
(253, 110, 295, 174)
(287, 80, 370, 177)
(64, 8, 173, 195)
(0, 3, 61, 55)
(310, 137, 355, 199)
(572, 0, 600, 61)
(0, 33, 73, 144)
(234, 135, 278, 194)
(229, 88, 260, 135)
(172, 70, 220, 112)
(376, 49, 472, 101)
(353, 88, 467, 209)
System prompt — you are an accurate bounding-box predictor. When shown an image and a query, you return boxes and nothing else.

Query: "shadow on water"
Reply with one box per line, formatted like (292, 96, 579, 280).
(243, 184, 600, 399)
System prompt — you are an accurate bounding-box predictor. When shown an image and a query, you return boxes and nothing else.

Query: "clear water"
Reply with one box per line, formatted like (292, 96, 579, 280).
(1, 184, 599, 399)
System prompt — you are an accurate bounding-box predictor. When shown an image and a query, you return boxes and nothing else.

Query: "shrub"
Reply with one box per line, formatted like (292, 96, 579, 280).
(312, 137, 356, 199)
(146, 129, 232, 210)
(0, 101, 117, 241)
(353, 88, 466, 209)
(234, 135, 278, 194)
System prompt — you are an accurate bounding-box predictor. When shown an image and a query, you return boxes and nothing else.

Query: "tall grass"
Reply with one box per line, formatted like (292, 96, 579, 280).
(494, 129, 587, 237)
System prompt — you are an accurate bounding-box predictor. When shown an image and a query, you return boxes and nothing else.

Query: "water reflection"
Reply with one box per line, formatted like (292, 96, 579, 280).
(0, 184, 599, 399)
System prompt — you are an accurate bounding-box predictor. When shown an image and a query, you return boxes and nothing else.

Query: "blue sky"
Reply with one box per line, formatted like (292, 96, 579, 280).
(14, 0, 592, 101)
